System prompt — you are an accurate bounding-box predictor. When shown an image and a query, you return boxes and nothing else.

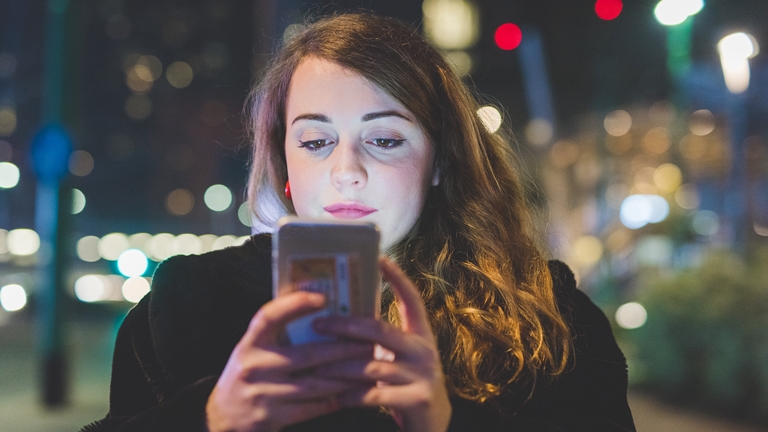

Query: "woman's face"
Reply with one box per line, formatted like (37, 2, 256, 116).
(284, 57, 438, 250)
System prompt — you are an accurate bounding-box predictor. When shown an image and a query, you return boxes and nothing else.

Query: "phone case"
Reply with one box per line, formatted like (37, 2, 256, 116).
(273, 216, 381, 344)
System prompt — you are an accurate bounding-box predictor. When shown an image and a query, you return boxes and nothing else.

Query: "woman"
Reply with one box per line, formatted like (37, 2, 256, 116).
(83, 13, 635, 432)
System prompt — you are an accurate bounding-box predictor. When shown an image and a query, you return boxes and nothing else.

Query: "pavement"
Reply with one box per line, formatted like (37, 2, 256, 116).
(0, 314, 763, 432)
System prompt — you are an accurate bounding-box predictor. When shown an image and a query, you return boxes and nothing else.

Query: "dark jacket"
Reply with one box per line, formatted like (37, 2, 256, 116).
(82, 234, 635, 431)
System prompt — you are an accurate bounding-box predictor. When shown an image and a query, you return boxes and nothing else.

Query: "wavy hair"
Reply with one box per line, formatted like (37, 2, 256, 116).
(246, 13, 571, 405)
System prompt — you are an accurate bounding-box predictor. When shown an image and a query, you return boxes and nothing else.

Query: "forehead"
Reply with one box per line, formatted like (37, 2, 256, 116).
(286, 57, 406, 116)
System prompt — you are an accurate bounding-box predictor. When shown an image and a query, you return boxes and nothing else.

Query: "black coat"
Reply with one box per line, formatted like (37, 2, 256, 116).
(82, 234, 635, 431)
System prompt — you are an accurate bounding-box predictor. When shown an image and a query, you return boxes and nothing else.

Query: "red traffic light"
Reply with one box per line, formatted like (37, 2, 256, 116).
(494, 23, 522, 50)
(595, 0, 623, 20)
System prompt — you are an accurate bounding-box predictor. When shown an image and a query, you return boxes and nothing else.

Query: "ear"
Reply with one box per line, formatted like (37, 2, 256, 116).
(431, 164, 441, 186)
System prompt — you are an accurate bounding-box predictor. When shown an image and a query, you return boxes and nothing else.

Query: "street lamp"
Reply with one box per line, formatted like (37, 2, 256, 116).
(717, 32, 759, 94)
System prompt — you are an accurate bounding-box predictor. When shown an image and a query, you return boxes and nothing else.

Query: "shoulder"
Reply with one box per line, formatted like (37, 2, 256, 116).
(147, 234, 273, 384)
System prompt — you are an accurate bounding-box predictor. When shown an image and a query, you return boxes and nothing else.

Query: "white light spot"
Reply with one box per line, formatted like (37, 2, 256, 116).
(7, 229, 40, 256)
(98, 232, 130, 261)
(146, 233, 175, 261)
(0, 284, 27, 311)
(616, 302, 647, 329)
(477, 106, 502, 133)
(74, 275, 108, 302)
(122, 277, 150, 303)
(76, 236, 101, 262)
(692, 210, 719, 236)
(173, 233, 202, 255)
(620, 195, 669, 229)
(0, 162, 20, 188)
(654, 0, 691, 26)
(71, 188, 86, 214)
(204, 184, 232, 212)
(212, 235, 236, 250)
(117, 249, 149, 277)
(604, 110, 632, 136)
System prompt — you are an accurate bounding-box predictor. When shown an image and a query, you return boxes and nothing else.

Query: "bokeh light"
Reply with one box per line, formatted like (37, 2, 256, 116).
(477, 106, 502, 133)
(146, 233, 175, 261)
(71, 188, 86, 214)
(422, 0, 480, 50)
(679, 135, 707, 160)
(122, 277, 151, 303)
(594, 0, 623, 21)
(76, 236, 101, 262)
(173, 233, 202, 255)
(204, 184, 232, 211)
(615, 302, 647, 329)
(166, 61, 194, 88)
(674, 183, 699, 209)
(74, 275, 108, 302)
(620, 195, 669, 229)
(604, 110, 632, 136)
(68, 150, 94, 176)
(0, 284, 27, 312)
(0, 107, 17, 136)
(7, 229, 40, 256)
(128, 233, 152, 250)
(525, 119, 553, 146)
(0, 162, 20, 188)
(212, 235, 237, 250)
(98, 233, 130, 261)
(688, 109, 715, 136)
(494, 23, 522, 50)
(0, 139, 12, 161)
(692, 210, 719, 235)
(125, 94, 153, 120)
(117, 249, 149, 277)
(238, 202, 252, 227)
(445, 51, 472, 77)
(166, 188, 195, 216)
(642, 127, 671, 154)
(574, 236, 604, 266)
(754, 223, 768, 237)
(653, 164, 682, 193)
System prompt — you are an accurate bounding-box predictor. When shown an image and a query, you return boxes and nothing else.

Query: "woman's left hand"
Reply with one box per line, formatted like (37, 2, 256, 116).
(312, 256, 451, 432)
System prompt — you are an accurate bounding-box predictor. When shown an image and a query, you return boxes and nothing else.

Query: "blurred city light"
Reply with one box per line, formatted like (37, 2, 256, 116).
(422, 0, 480, 50)
(642, 127, 671, 154)
(674, 183, 700, 209)
(620, 194, 670, 229)
(594, 0, 623, 21)
(74, 275, 109, 302)
(718, 32, 759, 94)
(173, 233, 202, 255)
(445, 51, 472, 77)
(653, 163, 682, 193)
(7, 229, 40, 256)
(98, 232, 130, 260)
(0, 106, 17, 136)
(549, 140, 580, 168)
(692, 210, 719, 235)
(122, 277, 150, 303)
(615, 302, 648, 329)
(117, 249, 149, 277)
(477, 106, 502, 133)
(125, 94, 153, 120)
(0, 284, 27, 312)
(494, 23, 522, 50)
(574, 235, 604, 266)
(166, 188, 195, 216)
(146, 233, 175, 261)
(525, 119, 553, 146)
(71, 188, 86, 214)
(754, 223, 768, 237)
(212, 235, 237, 250)
(204, 184, 232, 211)
(0, 162, 20, 188)
(68, 150, 94, 176)
(654, 0, 703, 26)
(0, 229, 7, 255)
(238, 202, 252, 227)
(688, 109, 715, 136)
(129, 232, 152, 250)
(76, 236, 101, 262)
(603, 110, 632, 136)
(166, 61, 194, 88)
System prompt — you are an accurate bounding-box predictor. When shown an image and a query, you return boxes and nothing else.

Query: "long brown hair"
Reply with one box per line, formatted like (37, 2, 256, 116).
(246, 13, 571, 405)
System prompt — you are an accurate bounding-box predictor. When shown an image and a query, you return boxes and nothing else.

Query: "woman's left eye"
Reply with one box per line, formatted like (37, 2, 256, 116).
(368, 138, 405, 149)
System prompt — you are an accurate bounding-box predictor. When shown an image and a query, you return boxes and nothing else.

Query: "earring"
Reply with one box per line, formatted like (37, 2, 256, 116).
(284, 180, 292, 200)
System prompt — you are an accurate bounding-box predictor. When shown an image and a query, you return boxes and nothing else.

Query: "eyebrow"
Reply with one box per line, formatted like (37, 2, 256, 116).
(291, 110, 413, 125)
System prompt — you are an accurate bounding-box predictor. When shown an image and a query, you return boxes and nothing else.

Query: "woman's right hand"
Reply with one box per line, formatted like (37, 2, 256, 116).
(205, 291, 373, 432)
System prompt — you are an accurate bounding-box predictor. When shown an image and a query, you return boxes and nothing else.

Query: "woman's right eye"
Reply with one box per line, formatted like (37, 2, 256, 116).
(298, 139, 332, 151)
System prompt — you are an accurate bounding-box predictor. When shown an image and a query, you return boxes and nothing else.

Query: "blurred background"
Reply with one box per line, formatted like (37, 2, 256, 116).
(0, 0, 766, 430)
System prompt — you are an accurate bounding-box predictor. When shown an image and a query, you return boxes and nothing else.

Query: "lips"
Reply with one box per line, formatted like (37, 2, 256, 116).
(323, 202, 378, 219)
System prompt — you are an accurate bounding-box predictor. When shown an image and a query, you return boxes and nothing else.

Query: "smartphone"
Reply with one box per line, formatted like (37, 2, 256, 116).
(272, 216, 381, 345)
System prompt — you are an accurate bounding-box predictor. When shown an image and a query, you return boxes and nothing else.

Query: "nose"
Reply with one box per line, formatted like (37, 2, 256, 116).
(330, 141, 367, 191)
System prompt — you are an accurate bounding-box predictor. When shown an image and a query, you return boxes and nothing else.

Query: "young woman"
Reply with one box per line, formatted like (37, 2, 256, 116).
(83, 13, 635, 432)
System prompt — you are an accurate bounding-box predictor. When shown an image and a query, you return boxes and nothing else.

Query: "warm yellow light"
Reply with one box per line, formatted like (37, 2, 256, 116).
(166, 61, 194, 89)
(604, 110, 632, 136)
(653, 164, 683, 193)
(0, 107, 17, 136)
(573, 236, 604, 266)
(166, 188, 195, 216)
(422, 0, 480, 50)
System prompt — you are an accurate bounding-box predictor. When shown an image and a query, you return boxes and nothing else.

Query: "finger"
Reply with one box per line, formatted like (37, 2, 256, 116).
(315, 359, 418, 385)
(379, 256, 433, 338)
(313, 316, 427, 358)
(338, 383, 435, 410)
(276, 397, 341, 428)
(238, 341, 373, 378)
(244, 291, 326, 346)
